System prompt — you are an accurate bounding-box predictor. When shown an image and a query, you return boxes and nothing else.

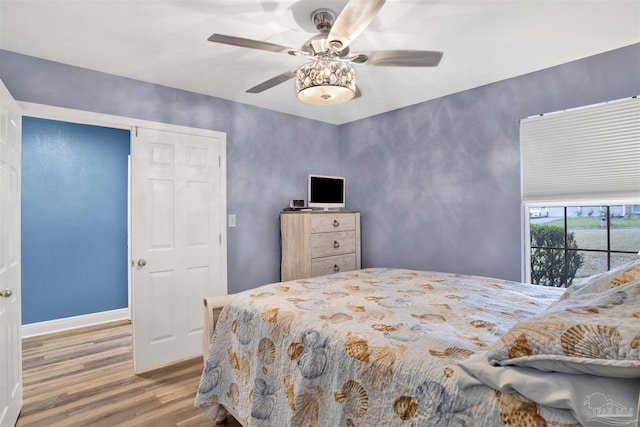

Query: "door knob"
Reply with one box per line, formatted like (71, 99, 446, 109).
(137, 259, 147, 267)
(0, 289, 12, 298)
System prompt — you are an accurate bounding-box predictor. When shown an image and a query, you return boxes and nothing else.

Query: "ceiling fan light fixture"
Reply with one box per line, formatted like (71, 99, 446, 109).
(296, 60, 355, 105)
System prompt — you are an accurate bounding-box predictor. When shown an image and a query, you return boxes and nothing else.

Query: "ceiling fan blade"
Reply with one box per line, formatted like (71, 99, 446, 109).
(208, 34, 299, 55)
(327, 0, 386, 52)
(350, 50, 443, 67)
(246, 70, 297, 94)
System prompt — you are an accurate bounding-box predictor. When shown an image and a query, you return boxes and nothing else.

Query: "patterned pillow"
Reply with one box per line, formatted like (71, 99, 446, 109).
(487, 261, 640, 378)
(556, 258, 640, 303)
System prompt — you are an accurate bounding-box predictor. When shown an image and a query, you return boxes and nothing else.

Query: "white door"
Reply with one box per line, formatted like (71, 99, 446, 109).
(131, 126, 227, 372)
(0, 81, 22, 426)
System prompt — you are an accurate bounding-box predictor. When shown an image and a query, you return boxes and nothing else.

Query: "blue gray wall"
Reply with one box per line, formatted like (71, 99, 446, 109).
(2, 43, 639, 311)
(224, 105, 340, 292)
(340, 43, 640, 281)
(21, 117, 130, 323)
(0, 50, 339, 299)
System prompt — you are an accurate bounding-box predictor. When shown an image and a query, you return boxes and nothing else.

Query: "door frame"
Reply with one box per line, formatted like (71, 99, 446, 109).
(17, 101, 228, 335)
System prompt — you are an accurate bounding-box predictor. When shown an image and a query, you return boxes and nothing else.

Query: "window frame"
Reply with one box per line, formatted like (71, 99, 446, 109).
(523, 201, 640, 285)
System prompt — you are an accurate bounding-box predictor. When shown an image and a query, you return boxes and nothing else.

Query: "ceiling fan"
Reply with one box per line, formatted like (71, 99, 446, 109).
(207, 0, 443, 105)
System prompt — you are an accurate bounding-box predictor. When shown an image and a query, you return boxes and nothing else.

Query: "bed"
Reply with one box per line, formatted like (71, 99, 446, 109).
(195, 262, 640, 426)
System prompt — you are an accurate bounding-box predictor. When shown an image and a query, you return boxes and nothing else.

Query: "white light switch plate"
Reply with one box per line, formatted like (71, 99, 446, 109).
(228, 214, 236, 228)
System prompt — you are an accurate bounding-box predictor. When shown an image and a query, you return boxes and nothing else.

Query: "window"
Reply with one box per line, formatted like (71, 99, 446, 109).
(521, 97, 640, 286)
(527, 205, 640, 287)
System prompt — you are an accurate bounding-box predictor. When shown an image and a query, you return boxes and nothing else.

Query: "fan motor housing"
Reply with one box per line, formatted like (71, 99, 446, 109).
(311, 8, 336, 32)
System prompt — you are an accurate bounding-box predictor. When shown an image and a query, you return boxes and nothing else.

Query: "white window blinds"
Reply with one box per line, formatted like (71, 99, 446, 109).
(521, 97, 640, 203)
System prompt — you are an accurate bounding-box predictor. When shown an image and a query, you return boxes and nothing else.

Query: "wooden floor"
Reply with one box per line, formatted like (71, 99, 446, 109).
(17, 320, 242, 427)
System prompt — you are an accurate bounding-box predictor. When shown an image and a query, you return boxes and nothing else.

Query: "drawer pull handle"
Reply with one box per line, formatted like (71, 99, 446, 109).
(333, 219, 340, 227)
(333, 240, 340, 249)
(333, 264, 340, 272)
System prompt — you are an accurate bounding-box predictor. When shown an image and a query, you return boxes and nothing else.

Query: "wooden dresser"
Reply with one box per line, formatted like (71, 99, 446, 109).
(280, 210, 361, 281)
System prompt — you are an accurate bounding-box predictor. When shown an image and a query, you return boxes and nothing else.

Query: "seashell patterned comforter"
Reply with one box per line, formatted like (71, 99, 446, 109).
(195, 268, 577, 426)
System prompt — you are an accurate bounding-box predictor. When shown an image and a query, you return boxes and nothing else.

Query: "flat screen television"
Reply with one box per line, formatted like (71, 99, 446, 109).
(308, 174, 345, 210)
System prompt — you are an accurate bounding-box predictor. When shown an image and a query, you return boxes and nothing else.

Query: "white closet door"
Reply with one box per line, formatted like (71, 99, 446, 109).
(131, 126, 227, 372)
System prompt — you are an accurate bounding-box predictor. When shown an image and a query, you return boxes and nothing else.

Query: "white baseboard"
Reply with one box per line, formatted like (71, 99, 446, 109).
(22, 308, 130, 338)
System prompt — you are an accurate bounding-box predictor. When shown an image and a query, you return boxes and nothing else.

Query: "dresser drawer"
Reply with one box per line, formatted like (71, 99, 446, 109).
(310, 213, 356, 233)
(281, 210, 360, 281)
(310, 231, 356, 258)
(311, 254, 356, 277)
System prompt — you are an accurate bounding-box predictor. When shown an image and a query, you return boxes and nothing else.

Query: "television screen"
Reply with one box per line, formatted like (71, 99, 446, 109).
(308, 175, 345, 209)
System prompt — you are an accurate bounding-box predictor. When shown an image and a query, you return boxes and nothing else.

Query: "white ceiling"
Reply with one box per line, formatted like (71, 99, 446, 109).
(1, 0, 638, 125)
